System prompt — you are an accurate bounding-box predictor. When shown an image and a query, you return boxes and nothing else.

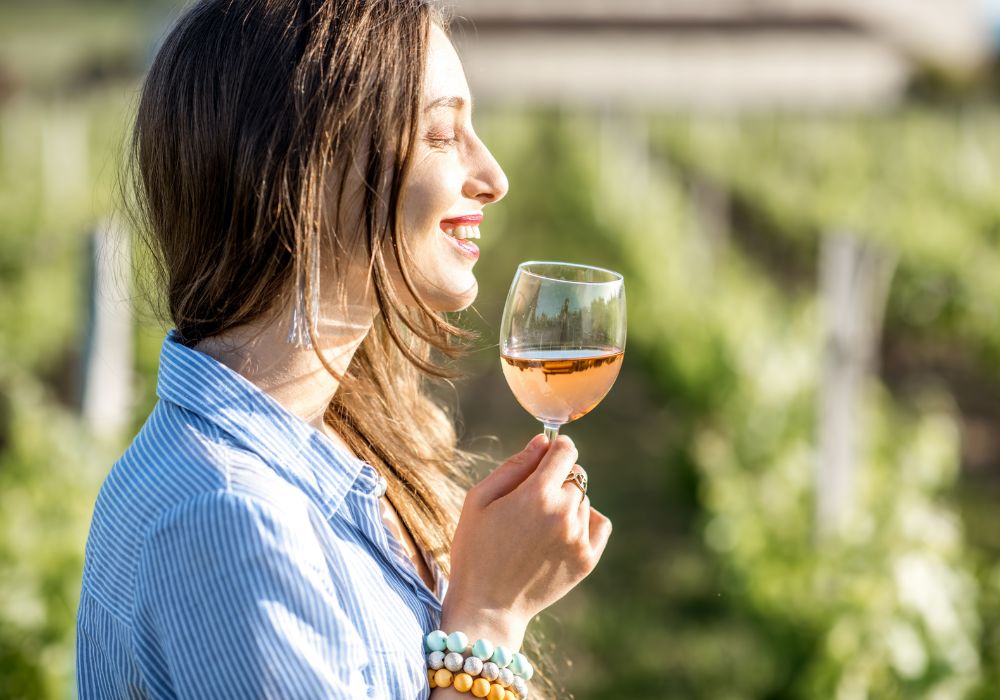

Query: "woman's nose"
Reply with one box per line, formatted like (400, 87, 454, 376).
(464, 140, 509, 204)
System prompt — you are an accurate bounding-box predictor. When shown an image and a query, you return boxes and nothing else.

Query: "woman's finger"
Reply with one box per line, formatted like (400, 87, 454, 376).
(575, 493, 591, 541)
(526, 435, 579, 492)
(588, 507, 612, 560)
(470, 434, 549, 504)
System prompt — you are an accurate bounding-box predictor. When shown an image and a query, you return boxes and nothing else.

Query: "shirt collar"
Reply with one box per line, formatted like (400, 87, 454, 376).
(156, 330, 373, 517)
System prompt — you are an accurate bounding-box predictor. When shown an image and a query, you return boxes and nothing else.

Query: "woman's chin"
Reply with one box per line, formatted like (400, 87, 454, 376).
(430, 279, 478, 313)
(394, 273, 479, 313)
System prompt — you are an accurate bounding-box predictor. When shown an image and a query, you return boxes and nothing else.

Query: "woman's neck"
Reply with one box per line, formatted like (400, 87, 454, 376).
(194, 304, 375, 447)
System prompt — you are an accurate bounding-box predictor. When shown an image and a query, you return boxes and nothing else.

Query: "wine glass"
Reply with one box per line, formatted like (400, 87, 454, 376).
(500, 261, 626, 441)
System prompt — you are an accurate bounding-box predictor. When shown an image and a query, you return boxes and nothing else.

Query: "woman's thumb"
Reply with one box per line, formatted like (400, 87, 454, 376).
(471, 435, 549, 504)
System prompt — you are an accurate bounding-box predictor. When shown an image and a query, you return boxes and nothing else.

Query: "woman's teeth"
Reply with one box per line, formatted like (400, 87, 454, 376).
(451, 225, 480, 240)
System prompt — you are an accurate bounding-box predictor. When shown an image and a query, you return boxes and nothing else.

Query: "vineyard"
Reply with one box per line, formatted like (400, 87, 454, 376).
(2, 3, 1000, 698)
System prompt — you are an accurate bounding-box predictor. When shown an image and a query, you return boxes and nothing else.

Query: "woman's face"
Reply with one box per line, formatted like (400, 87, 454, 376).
(397, 24, 508, 312)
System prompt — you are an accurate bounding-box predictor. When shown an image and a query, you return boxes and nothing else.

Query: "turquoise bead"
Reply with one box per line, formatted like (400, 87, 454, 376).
(446, 631, 469, 654)
(472, 638, 494, 661)
(509, 652, 531, 678)
(510, 652, 533, 680)
(425, 629, 448, 652)
(490, 645, 512, 668)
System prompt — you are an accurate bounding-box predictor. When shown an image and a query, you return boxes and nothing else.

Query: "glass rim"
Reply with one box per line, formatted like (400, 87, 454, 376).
(516, 260, 624, 286)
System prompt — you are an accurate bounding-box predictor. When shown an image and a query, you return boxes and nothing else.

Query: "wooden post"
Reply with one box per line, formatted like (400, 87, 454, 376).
(817, 232, 896, 537)
(81, 219, 133, 440)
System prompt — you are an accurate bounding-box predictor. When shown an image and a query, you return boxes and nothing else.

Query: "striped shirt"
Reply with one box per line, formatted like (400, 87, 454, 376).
(77, 331, 446, 698)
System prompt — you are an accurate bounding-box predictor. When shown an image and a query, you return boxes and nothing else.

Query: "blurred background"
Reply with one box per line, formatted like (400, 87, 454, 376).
(2, 0, 1000, 697)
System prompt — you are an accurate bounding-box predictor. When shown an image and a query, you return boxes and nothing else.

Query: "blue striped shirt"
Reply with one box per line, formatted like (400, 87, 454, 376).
(77, 332, 446, 698)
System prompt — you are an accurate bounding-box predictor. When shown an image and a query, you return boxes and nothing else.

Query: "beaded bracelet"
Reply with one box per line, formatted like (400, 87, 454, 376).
(427, 668, 520, 700)
(424, 630, 532, 699)
(426, 662, 524, 700)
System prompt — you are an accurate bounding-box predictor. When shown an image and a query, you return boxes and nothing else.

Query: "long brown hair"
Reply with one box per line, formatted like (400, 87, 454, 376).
(127, 0, 561, 696)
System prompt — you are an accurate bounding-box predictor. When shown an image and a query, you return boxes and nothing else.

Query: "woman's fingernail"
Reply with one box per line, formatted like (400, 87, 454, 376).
(528, 434, 547, 450)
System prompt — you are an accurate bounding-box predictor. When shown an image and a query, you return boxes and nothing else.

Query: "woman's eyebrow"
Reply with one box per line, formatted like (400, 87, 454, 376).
(424, 95, 467, 112)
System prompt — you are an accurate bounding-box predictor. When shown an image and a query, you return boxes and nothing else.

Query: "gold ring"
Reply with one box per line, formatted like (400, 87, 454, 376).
(563, 466, 588, 497)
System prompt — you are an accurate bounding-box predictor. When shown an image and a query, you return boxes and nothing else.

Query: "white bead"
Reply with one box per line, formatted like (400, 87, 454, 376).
(427, 651, 445, 670)
(512, 676, 528, 698)
(444, 652, 464, 672)
(498, 667, 514, 687)
(480, 661, 500, 681)
(463, 656, 484, 676)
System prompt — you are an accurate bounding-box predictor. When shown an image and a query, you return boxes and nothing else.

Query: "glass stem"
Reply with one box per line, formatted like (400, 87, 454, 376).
(543, 423, 561, 442)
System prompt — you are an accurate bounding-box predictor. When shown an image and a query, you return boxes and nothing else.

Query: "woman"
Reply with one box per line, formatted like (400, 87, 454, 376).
(77, 1, 613, 697)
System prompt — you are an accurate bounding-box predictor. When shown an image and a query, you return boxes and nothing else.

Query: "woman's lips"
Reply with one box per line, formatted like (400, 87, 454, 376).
(440, 213, 482, 260)
(444, 233, 480, 260)
(440, 214, 483, 230)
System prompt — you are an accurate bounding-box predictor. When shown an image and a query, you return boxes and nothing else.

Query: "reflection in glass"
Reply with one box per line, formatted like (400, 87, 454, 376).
(500, 261, 627, 440)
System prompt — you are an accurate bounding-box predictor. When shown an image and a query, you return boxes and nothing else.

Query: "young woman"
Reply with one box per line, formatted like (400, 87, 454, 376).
(76, 1, 613, 697)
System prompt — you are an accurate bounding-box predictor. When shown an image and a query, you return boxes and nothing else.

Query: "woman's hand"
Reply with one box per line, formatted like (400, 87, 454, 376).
(440, 435, 613, 650)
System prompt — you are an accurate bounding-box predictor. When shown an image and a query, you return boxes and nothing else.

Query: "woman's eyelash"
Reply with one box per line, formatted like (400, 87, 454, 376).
(424, 131, 458, 147)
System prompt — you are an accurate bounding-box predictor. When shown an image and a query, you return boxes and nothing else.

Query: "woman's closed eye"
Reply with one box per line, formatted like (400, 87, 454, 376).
(424, 127, 460, 149)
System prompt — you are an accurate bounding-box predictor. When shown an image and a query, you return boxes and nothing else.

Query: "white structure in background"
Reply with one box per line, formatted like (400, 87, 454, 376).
(817, 236, 896, 536)
(81, 219, 133, 440)
(450, 0, 993, 111)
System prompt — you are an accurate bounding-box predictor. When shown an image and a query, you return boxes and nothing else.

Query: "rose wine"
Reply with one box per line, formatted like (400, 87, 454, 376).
(500, 347, 624, 426)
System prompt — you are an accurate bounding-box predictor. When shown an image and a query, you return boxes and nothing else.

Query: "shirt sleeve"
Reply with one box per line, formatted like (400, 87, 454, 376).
(134, 489, 373, 699)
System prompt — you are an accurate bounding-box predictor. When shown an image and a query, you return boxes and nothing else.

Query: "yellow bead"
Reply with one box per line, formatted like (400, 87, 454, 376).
(504, 692, 517, 700)
(428, 668, 437, 688)
(471, 677, 492, 697)
(488, 684, 506, 700)
(434, 668, 453, 688)
(454, 673, 474, 693)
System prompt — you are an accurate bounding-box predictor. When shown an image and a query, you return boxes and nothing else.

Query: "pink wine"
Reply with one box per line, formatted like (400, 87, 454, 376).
(500, 347, 624, 425)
